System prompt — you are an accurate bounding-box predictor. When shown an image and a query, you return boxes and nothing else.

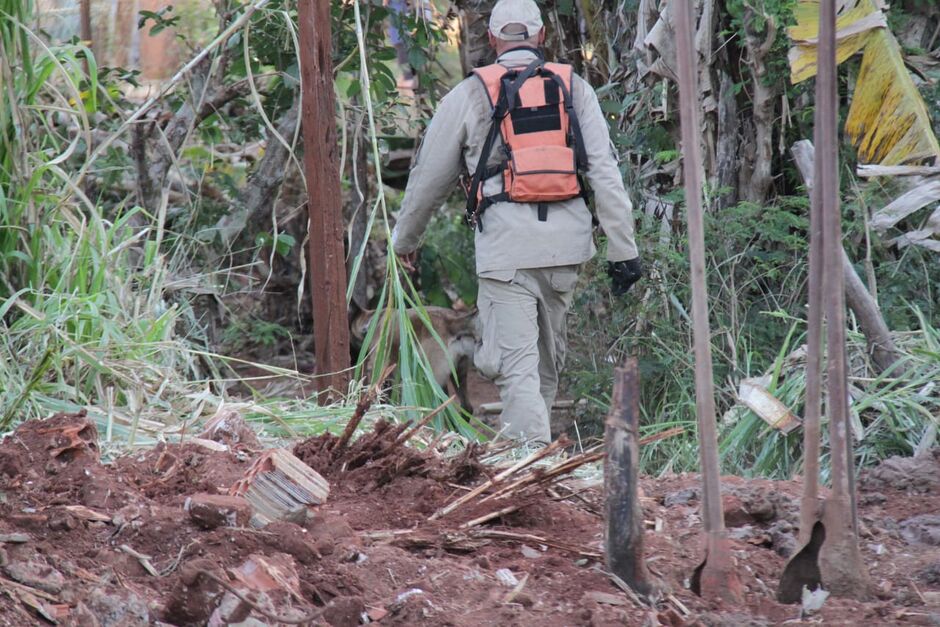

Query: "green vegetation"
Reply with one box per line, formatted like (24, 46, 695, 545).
(1, 0, 937, 481)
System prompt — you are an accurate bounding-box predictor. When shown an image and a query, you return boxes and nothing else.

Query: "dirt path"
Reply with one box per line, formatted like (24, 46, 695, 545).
(0, 412, 938, 625)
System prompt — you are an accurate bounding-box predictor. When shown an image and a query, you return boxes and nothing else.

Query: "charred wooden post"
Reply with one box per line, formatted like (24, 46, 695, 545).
(604, 357, 653, 596)
(299, 0, 351, 398)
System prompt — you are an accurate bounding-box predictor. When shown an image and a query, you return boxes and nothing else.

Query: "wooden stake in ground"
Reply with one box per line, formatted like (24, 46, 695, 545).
(673, 0, 744, 603)
(299, 0, 351, 398)
(604, 357, 653, 596)
(779, 0, 870, 603)
(814, 0, 869, 597)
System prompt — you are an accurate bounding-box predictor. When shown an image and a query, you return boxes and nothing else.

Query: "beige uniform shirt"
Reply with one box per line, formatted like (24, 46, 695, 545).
(391, 49, 638, 276)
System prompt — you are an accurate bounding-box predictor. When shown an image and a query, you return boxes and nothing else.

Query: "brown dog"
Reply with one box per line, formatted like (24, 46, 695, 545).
(352, 306, 478, 414)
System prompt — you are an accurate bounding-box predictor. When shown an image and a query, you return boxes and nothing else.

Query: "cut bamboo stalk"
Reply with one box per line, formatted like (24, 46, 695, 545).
(605, 358, 653, 596)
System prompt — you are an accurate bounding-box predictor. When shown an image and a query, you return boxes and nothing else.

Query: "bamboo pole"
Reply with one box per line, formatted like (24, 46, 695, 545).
(673, 0, 743, 603)
(814, 0, 870, 598)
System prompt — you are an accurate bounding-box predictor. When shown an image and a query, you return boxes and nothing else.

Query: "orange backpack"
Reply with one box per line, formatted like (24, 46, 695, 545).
(465, 54, 588, 230)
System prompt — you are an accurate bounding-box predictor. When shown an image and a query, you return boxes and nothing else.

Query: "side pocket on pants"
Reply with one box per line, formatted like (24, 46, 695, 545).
(473, 295, 501, 380)
(550, 268, 579, 293)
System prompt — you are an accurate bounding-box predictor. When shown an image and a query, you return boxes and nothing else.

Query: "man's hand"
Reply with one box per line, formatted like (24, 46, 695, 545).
(397, 250, 418, 273)
(607, 257, 643, 296)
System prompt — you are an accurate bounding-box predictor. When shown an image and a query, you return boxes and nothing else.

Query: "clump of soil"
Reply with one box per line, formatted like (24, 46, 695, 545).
(0, 413, 938, 626)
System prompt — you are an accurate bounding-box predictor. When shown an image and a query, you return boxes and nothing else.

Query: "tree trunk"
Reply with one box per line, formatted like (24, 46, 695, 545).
(790, 140, 900, 373)
(715, 70, 739, 210)
(455, 0, 494, 74)
(740, 5, 778, 204)
(299, 0, 350, 397)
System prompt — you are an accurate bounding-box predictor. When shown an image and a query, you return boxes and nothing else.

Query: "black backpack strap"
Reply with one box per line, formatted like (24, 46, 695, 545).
(503, 58, 545, 111)
(548, 72, 589, 171)
(466, 117, 505, 231)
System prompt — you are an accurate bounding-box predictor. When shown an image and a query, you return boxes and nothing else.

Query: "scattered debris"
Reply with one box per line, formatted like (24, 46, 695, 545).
(199, 407, 262, 450)
(185, 493, 252, 529)
(900, 514, 940, 546)
(0, 414, 935, 624)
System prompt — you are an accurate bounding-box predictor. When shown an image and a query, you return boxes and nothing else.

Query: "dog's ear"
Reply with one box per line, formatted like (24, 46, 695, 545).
(349, 308, 375, 341)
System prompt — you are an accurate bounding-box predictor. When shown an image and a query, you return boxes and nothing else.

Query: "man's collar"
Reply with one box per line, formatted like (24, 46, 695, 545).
(496, 46, 543, 63)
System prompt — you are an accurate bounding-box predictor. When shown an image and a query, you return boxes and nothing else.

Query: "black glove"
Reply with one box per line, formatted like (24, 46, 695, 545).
(607, 257, 643, 296)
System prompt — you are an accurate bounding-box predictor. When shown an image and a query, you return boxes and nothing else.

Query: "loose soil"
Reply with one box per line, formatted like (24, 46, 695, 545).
(0, 411, 938, 626)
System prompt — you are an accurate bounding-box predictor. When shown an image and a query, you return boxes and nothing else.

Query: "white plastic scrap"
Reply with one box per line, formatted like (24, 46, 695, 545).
(395, 588, 425, 604)
(801, 586, 830, 616)
(495, 568, 519, 587)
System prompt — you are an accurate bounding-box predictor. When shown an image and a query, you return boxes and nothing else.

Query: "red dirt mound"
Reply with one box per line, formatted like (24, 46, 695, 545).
(0, 413, 938, 626)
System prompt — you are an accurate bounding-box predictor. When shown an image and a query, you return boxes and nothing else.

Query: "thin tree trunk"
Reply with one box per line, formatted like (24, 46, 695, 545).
(715, 71, 739, 210)
(299, 0, 350, 397)
(741, 6, 777, 204)
(790, 140, 900, 373)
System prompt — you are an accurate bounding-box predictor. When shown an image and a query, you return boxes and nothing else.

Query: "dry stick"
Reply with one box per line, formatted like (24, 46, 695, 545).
(429, 438, 568, 520)
(331, 363, 396, 454)
(119, 544, 159, 577)
(674, 0, 742, 603)
(503, 572, 529, 604)
(638, 426, 685, 447)
(196, 570, 322, 625)
(478, 450, 606, 503)
(392, 395, 457, 447)
(468, 529, 602, 559)
(459, 504, 523, 529)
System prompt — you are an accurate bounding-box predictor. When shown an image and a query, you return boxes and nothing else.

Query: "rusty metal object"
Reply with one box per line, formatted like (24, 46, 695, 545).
(673, 0, 744, 603)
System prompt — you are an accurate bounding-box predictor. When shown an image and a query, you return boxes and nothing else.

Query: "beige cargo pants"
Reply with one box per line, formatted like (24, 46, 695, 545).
(474, 265, 579, 446)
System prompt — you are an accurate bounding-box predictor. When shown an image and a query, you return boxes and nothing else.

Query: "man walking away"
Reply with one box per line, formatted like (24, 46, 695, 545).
(392, 0, 642, 446)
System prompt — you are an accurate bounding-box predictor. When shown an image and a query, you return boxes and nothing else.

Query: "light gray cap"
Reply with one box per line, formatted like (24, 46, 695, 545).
(488, 0, 544, 41)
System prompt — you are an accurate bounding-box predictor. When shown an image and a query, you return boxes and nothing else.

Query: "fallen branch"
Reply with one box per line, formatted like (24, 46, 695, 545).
(478, 448, 605, 504)
(639, 426, 685, 446)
